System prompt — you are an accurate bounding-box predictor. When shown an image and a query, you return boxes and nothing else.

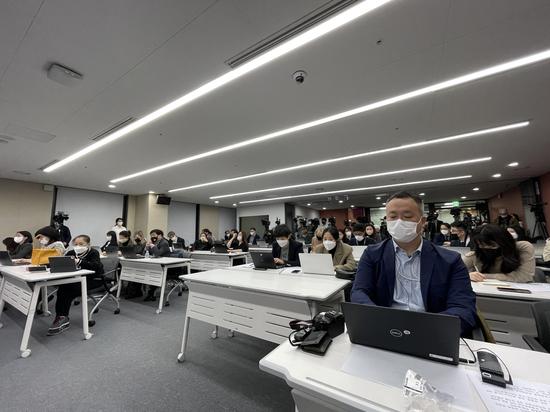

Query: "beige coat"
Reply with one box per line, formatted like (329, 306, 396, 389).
(313, 241, 357, 272)
(543, 240, 550, 262)
(462, 240, 535, 283)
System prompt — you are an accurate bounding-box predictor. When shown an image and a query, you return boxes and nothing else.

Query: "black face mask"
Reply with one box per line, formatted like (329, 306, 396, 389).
(478, 248, 501, 261)
(316, 235, 323, 241)
(150, 237, 158, 243)
(134, 238, 141, 243)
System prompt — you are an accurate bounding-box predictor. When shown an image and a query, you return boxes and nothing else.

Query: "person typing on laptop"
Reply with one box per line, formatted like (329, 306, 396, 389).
(48, 235, 104, 335)
(351, 191, 477, 336)
(272, 224, 303, 267)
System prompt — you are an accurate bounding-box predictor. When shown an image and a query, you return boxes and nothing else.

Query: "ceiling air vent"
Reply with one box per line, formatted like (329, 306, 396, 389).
(91, 117, 136, 141)
(38, 160, 59, 171)
(225, 0, 359, 68)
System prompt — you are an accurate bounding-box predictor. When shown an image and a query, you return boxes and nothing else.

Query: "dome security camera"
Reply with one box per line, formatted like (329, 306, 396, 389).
(292, 70, 307, 84)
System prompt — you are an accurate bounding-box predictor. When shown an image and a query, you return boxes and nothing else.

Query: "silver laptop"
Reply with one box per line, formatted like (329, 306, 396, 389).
(298, 253, 334, 275)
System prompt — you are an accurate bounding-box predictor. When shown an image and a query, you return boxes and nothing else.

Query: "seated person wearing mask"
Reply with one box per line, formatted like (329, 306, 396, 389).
(143, 229, 171, 301)
(101, 231, 118, 253)
(229, 231, 249, 252)
(193, 232, 213, 251)
(351, 191, 477, 337)
(18, 226, 66, 264)
(433, 223, 452, 246)
(48, 235, 103, 335)
(365, 223, 381, 243)
(10, 230, 33, 259)
(450, 222, 471, 247)
(463, 224, 535, 283)
(343, 226, 353, 244)
(133, 231, 147, 255)
(272, 224, 303, 267)
(118, 230, 133, 247)
(349, 223, 376, 246)
(313, 227, 357, 271)
(226, 229, 239, 249)
(167, 231, 185, 248)
(247, 228, 261, 245)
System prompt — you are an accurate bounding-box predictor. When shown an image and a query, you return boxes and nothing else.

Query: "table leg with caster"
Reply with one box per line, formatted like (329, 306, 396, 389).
(177, 315, 191, 362)
(228, 329, 235, 338)
(157, 267, 167, 314)
(0, 277, 5, 329)
(20, 284, 41, 358)
(80, 277, 93, 340)
(41, 286, 51, 316)
(211, 325, 219, 339)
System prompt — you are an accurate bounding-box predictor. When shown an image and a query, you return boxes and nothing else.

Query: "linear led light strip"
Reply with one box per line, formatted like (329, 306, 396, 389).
(238, 175, 472, 204)
(210, 157, 491, 199)
(42, 0, 392, 173)
(109, 44, 550, 183)
(169, 121, 527, 192)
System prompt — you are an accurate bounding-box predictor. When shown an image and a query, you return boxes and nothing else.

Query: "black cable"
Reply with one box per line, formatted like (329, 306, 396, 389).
(459, 338, 477, 364)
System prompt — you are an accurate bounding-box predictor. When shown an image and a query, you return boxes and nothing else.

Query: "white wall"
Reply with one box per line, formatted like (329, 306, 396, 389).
(167, 201, 196, 244)
(56, 187, 124, 246)
(369, 208, 387, 228)
(236, 203, 286, 228)
(218, 207, 236, 232)
(294, 205, 320, 220)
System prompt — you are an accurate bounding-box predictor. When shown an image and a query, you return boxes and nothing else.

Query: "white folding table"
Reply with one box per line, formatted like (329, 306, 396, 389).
(260, 333, 550, 412)
(0, 265, 94, 358)
(177, 268, 350, 362)
(117, 257, 192, 314)
(187, 251, 247, 271)
(472, 282, 550, 348)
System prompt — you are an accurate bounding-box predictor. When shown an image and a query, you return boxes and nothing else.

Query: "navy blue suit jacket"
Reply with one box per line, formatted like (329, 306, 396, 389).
(351, 239, 477, 336)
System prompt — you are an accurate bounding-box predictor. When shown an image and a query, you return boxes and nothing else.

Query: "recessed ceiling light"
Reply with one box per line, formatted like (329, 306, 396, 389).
(209, 158, 490, 199)
(42, 0, 393, 173)
(238, 175, 472, 204)
(148, 190, 155, 194)
(322, 207, 327, 210)
(507, 162, 519, 167)
(306, 203, 311, 206)
(108, 184, 116, 188)
(418, 192, 425, 196)
(472, 187, 480, 191)
(382, 202, 386, 205)
(492, 173, 502, 178)
(111, 44, 544, 182)
(232, 203, 237, 207)
(338, 200, 344, 203)
(167, 122, 524, 192)
(214, 200, 219, 204)
(350, 205, 355, 208)
(461, 196, 467, 199)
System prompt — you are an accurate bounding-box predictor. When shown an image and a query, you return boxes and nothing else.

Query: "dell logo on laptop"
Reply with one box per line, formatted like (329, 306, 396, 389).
(390, 329, 403, 338)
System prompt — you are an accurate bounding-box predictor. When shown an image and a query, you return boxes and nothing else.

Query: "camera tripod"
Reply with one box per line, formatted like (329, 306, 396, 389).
(532, 218, 548, 240)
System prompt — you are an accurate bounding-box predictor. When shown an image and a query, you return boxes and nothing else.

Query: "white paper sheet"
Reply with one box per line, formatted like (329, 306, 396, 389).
(341, 344, 477, 410)
(509, 283, 550, 293)
(467, 371, 550, 412)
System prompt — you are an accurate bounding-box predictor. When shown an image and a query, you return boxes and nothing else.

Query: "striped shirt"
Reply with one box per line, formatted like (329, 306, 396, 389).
(392, 240, 425, 312)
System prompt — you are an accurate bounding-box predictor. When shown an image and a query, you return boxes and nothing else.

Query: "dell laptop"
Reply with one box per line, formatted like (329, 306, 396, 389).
(250, 251, 282, 270)
(298, 253, 335, 275)
(342, 302, 460, 365)
(120, 246, 144, 259)
(49, 256, 77, 273)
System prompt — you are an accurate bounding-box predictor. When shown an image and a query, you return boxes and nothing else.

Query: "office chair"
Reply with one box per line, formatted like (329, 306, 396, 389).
(471, 309, 496, 343)
(335, 268, 356, 302)
(164, 250, 190, 306)
(88, 256, 120, 327)
(522, 301, 550, 353)
(534, 266, 549, 283)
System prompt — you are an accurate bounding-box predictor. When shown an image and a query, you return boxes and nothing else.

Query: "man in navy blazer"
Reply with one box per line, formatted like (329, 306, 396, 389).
(351, 192, 476, 336)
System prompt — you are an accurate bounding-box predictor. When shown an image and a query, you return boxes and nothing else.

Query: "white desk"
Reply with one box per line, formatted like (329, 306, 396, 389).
(0, 265, 94, 358)
(188, 251, 247, 271)
(117, 257, 191, 314)
(177, 268, 350, 362)
(260, 333, 550, 412)
(472, 282, 550, 349)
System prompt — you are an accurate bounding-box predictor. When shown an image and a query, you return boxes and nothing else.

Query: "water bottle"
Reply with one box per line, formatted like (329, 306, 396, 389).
(144, 249, 150, 259)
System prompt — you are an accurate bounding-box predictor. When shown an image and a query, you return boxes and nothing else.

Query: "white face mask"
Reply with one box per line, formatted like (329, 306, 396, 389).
(74, 245, 88, 255)
(14, 236, 24, 244)
(345, 231, 352, 238)
(354, 235, 364, 242)
(509, 232, 518, 240)
(39, 238, 49, 246)
(440, 229, 449, 235)
(106, 236, 112, 241)
(117, 221, 123, 227)
(387, 218, 421, 243)
(237, 235, 242, 241)
(250, 231, 255, 235)
(171, 236, 177, 241)
(276, 239, 289, 248)
(323, 240, 337, 251)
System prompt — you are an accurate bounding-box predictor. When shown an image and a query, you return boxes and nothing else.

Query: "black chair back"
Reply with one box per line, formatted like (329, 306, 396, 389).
(531, 301, 550, 352)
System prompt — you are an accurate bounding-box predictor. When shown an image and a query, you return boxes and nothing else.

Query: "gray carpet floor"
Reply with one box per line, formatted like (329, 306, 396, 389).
(0, 289, 294, 412)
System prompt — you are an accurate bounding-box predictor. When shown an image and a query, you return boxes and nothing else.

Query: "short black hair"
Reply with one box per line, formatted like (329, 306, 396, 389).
(386, 191, 423, 212)
(450, 222, 467, 231)
(352, 223, 365, 232)
(440, 223, 451, 230)
(119, 230, 130, 238)
(250, 227, 256, 231)
(150, 229, 164, 237)
(167, 231, 176, 237)
(73, 235, 90, 244)
(273, 224, 291, 238)
(17, 231, 33, 243)
(115, 217, 123, 223)
(35, 226, 60, 242)
(323, 227, 340, 241)
(471, 224, 520, 273)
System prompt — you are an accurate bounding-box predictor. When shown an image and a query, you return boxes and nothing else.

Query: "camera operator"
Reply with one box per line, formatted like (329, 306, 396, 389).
(494, 208, 519, 229)
(52, 212, 72, 247)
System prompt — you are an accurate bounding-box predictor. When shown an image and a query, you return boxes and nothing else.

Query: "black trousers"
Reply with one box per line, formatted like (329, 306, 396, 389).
(55, 279, 103, 317)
